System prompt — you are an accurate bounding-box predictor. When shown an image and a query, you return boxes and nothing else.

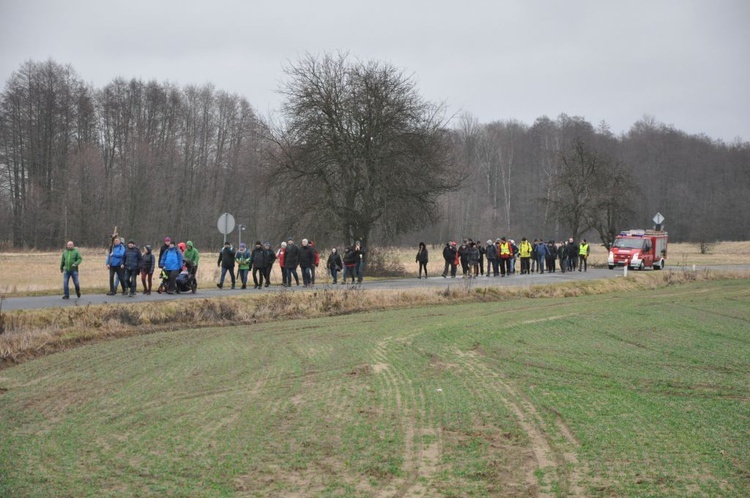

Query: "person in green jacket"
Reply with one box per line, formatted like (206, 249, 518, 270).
(60, 240, 83, 299)
(235, 243, 251, 289)
(184, 240, 200, 268)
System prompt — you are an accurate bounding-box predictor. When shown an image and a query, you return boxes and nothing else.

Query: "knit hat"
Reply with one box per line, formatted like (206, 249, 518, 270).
(165, 237, 171, 243)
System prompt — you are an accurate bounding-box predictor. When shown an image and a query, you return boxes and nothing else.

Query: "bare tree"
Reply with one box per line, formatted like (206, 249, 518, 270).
(548, 139, 636, 242)
(588, 161, 637, 248)
(0, 60, 88, 246)
(268, 52, 462, 246)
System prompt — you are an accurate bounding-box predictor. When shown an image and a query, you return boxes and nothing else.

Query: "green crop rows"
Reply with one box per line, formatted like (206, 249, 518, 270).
(1, 279, 748, 497)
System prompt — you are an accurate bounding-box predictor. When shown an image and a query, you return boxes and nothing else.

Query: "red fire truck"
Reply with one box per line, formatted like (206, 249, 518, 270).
(608, 229, 668, 270)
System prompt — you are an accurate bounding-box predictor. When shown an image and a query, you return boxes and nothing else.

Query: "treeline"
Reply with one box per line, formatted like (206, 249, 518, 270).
(431, 114, 750, 246)
(0, 60, 268, 249)
(1, 59, 749, 249)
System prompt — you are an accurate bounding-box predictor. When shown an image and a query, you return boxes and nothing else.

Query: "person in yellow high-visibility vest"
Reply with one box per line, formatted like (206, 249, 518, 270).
(498, 237, 513, 277)
(518, 237, 532, 274)
(578, 239, 590, 272)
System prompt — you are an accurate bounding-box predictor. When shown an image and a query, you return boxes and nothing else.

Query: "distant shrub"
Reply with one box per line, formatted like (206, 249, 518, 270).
(365, 247, 406, 278)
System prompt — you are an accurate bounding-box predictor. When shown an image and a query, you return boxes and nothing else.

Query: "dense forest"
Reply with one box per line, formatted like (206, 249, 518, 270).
(1, 59, 748, 250)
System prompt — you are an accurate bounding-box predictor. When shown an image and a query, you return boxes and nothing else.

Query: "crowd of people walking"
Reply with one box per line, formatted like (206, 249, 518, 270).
(59, 234, 592, 299)
(423, 237, 590, 279)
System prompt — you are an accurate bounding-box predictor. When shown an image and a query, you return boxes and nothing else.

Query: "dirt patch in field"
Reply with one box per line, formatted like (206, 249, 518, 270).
(348, 364, 374, 376)
(234, 466, 313, 496)
(372, 362, 389, 373)
(428, 354, 460, 373)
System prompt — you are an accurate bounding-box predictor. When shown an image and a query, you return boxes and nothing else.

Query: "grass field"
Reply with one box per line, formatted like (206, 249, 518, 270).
(1, 278, 748, 496)
(1, 241, 749, 297)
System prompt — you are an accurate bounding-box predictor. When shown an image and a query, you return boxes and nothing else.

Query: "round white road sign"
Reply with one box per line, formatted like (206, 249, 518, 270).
(217, 213, 235, 235)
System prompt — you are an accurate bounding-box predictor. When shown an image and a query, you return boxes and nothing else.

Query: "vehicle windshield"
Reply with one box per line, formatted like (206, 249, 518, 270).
(613, 238, 644, 250)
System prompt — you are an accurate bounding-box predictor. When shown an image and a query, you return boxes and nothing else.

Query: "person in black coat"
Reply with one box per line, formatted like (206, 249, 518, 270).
(441, 242, 457, 278)
(353, 240, 365, 283)
(122, 240, 143, 296)
(327, 247, 343, 284)
(416, 242, 429, 279)
(262, 242, 276, 287)
(283, 238, 300, 286)
(299, 238, 316, 287)
(486, 239, 499, 276)
(458, 240, 470, 277)
(546, 241, 557, 273)
(217, 241, 236, 289)
(140, 244, 156, 295)
(558, 241, 568, 273)
(250, 241, 267, 289)
(566, 238, 579, 272)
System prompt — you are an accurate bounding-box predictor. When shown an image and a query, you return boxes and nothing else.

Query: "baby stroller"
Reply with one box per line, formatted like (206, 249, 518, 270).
(175, 260, 198, 294)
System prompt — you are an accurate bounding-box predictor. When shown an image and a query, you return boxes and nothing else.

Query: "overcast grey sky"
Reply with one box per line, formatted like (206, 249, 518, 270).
(2, 0, 748, 141)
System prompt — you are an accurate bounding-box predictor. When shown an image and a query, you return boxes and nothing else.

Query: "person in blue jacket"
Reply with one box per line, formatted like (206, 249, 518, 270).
(106, 238, 127, 295)
(159, 239, 184, 294)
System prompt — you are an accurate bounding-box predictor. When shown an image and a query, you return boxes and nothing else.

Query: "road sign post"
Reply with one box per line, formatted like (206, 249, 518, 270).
(217, 213, 236, 244)
(652, 212, 665, 230)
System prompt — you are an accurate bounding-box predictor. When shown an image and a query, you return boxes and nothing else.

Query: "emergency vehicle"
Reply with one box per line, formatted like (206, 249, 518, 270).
(608, 229, 668, 270)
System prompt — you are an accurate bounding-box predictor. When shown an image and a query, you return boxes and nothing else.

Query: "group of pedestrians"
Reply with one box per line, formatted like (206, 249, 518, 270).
(433, 237, 590, 279)
(103, 236, 199, 296)
(216, 238, 366, 289)
(59, 234, 592, 299)
(325, 240, 365, 285)
(217, 240, 277, 289)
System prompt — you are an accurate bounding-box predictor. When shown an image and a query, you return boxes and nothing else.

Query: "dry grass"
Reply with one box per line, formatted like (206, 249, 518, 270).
(1, 267, 748, 369)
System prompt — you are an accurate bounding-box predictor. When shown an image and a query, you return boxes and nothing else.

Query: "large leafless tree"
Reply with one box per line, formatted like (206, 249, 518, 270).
(268, 53, 462, 246)
(546, 139, 637, 244)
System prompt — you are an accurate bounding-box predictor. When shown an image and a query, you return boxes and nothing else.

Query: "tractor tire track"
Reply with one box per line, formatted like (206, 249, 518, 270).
(371, 337, 441, 497)
(455, 349, 584, 497)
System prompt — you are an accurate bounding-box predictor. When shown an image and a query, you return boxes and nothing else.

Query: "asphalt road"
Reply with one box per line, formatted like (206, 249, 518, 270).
(4, 265, 749, 313)
(0, 266, 649, 312)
